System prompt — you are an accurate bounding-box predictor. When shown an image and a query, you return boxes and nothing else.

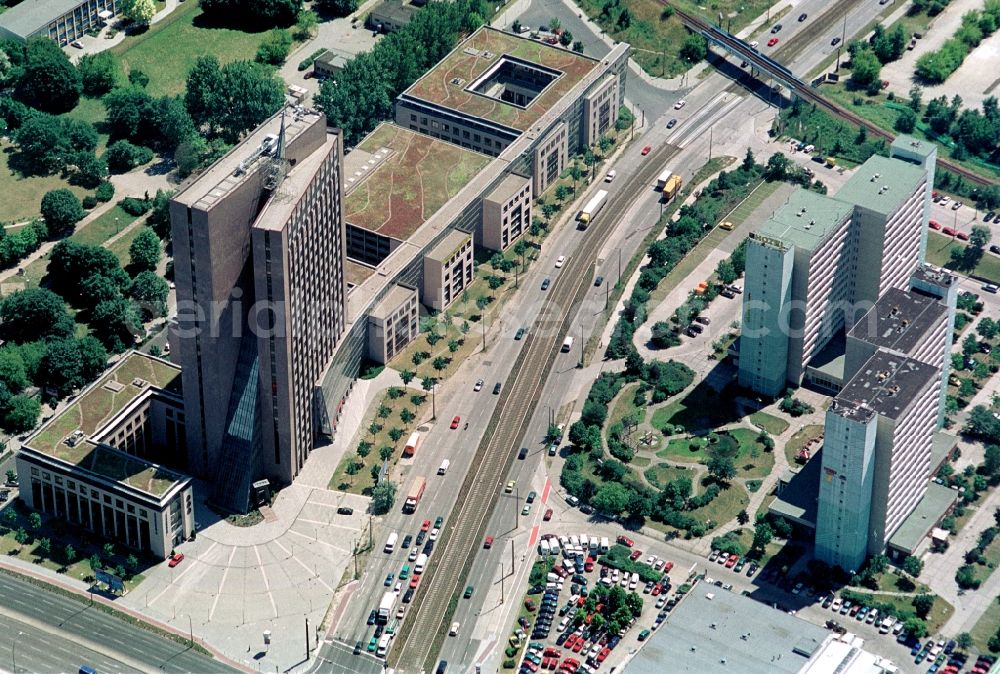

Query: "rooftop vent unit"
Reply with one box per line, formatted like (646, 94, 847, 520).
(65, 430, 86, 448)
(450, 77, 465, 86)
(481, 51, 495, 59)
(131, 378, 149, 388)
(876, 370, 890, 382)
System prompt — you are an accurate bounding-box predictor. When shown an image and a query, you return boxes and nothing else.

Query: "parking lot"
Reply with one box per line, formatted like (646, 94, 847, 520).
(502, 533, 689, 674)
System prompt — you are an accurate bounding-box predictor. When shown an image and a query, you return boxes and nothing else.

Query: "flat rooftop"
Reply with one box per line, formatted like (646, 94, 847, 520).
(911, 263, 957, 290)
(173, 108, 327, 213)
(753, 189, 853, 252)
(486, 173, 530, 204)
(888, 480, 957, 554)
(346, 259, 376, 288)
(849, 287, 947, 354)
(343, 124, 490, 241)
(399, 26, 601, 133)
(371, 284, 416, 320)
(624, 586, 828, 674)
(25, 352, 186, 497)
(769, 448, 823, 528)
(833, 350, 938, 422)
(0, 0, 84, 38)
(835, 154, 925, 216)
(425, 229, 471, 263)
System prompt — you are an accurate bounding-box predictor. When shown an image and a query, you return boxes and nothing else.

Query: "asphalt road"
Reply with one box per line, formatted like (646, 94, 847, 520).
(0, 572, 236, 674)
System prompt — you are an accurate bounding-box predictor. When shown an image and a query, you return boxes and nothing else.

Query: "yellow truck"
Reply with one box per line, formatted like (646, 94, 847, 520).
(662, 174, 682, 200)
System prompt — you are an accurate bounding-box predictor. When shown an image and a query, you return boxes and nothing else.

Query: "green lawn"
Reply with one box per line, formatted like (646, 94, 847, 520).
(643, 462, 694, 489)
(722, 179, 784, 227)
(687, 483, 749, 531)
(62, 96, 111, 153)
(925, 231, 1000, 285)
(111, 1, 267, 97)
(749, 411, 789, 436)
(651, 383, 740, 434)
(728, 428, 775, 479)
(0, 142, 91, 224)
(609, 383, 645, 430)
(107, 225, 144, 266)
(658, 436, 707, 462)
(971, 597, 1000, 654)
(783, 424, 824, 466)
(71, 206, 140, 248)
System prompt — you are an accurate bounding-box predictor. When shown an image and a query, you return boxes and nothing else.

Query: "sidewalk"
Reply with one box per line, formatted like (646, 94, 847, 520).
(68, 0, 180, 60)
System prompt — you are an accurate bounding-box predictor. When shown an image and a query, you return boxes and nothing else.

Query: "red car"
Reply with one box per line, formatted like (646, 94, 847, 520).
(168, 552, 185, 567)
(522, 660, 539, 672)
(956, 231, 969, 241)
(421, 519, 431, 531)
(929, 219, 941, 230)
(942, 227, 957, 236)
(597, 648, 610, 663)
(767, 37, 779, 47)
(543, 508, 553, 521)
(629, 550, 642, 561)
(664, 560, 674, 572)
(641, 145, 652, 156)
(484, 535, 494, 549)
(409, 575, 420, 589)
(571, 638, 584, 653)
(524, 598, 536, 612)
(725, 555, 738, 568)
(617, 535, 634, 547)
(450, 416, 461, 429)
(584, 557, 594, 572)
(651, 583, 662, 596)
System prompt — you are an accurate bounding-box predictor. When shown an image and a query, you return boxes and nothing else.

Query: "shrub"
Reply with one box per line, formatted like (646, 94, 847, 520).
(95, 181, 115, 202)
(118, 196, 151, 216)
(82, 195, 98, 209)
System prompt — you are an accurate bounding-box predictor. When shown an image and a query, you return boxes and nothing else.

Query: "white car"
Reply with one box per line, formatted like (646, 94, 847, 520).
(408, 548, 418, 561)
(474, 379, 483, 392)
(674, 100, 686, 110)
(555, 255, 566, 268)
(429, 527, 440, 541)
(449, 622, 460, 636)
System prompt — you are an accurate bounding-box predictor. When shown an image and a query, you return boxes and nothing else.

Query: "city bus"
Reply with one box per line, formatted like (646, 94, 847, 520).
(577, 190, 608, 228)
(402, 431, 422, 458)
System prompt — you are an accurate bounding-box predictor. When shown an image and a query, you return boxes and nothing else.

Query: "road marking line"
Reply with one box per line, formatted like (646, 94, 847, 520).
(254, 545, 278, 618)
(272, 538, 292, 557)
(287, 526, 348, 553)
(297, 516, 358, 532)
(208, 547, 236, 621)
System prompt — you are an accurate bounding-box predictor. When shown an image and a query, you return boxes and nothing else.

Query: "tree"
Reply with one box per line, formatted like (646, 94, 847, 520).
(912, 593, 934, 618)
(88, 553, 102, 572)
(314, 0, 358, 16)
(956, 564, 981, 589)
(591, 483, 631, 516)
(77, 52, 119, 96)
(965, 405, 1000, 444)
(256, 29, 293, 65)
(399, 369, 415, 385)
(129, 227, 161, 272)
(555, 184, 573, 202)
(978, 317, 999, 341)
(371, 480, 397, 514)
(200, 0, 303, 28)
(902, 555, 923, 577)
(37, 536, 51, 556)
(64, 544, 77, 565)
(984, 445, 1000, 476)
(706, 455, 736, 483)
(904, 617, 928, 638)
(14, 37, 82, 113)
(295, 10, 318, 39)
(895, 107, 917, 133)
(90, 298, 142, 352)
(40, 188, 85, 236)
(122, 0, 156, 25)
(559, 30, 573, 46)
(447, 339, 460, 353)
(105, 139, 154, 172)
(764, 152, 791, 181)
(0, 349, 27, 394)
(14, 528, 28, 545)
(130, 271, 169, 318)
(573, 41, 584, 53)
(184, 57, 285, 142)
(0, 288, 74, 343)
(3, 395, 40, 433)
(849, 46, 882, 88)
(28, 512, 41, 530)
(379, 445, 393, 461)
(957, 632, 973, 650)
(679, 33, 707, 63)
(751, 521, 773, 552)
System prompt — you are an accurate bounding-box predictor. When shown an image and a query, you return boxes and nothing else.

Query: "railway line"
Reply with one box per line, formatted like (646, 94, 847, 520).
(671, 2, 996, 189)
(390, 139, 684, 672)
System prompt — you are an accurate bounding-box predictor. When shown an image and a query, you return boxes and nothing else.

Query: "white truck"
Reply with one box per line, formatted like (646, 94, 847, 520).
(414, 553, 429, 574)
(384, 532, 398, 553)
(377, 591, 396, 624)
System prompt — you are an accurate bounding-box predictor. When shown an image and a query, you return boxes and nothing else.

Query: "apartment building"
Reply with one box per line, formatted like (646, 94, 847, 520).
(170, 108, 347, 512)
(815, 351, 941, 571)
(16, 352, 194, 559)
(738, 191, 854, 397)
(738, 145, 933, 397)
(423, 230, 474, 311)
(481, 173, 532, 251)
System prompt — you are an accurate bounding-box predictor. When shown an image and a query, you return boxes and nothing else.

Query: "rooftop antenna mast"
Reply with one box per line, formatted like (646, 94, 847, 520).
(262, 107, 289, 192)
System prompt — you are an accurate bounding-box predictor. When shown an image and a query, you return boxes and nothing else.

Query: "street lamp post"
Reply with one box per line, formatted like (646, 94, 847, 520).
(11, 631, 24, 674)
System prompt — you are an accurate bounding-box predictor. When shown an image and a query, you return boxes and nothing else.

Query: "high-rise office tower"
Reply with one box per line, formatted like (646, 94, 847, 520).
(170, 109, 346, 511)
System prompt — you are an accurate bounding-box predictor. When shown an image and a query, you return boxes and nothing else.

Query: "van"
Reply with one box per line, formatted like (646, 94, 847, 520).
(540, 540, 551, 555)
(414, 553, 428, 574)
(438, 459, 450, 475)
(549, 539, 561, 555)
(566, 495, 580, 507)
(376, 634, 391, 657)
(384, 532, 398, 553)
(580, 534, 589, 549)
(561, 336, 574, 352)
(570, 535, 580, 549)
(589, 538, 599, 552)
(604, 170, 616, 182)
(982, 283, 999, 293)
(629, 573, 639, 590)
(600, 537, 610, 553)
